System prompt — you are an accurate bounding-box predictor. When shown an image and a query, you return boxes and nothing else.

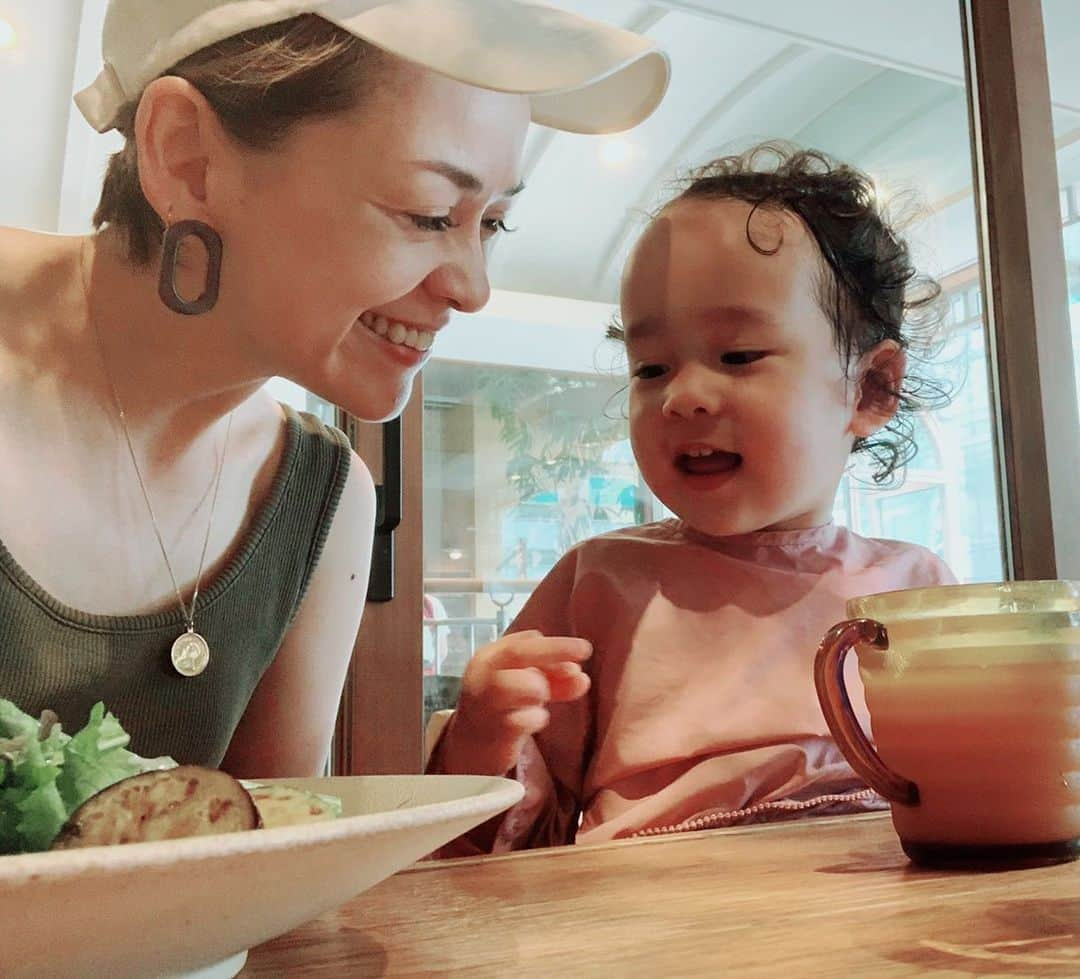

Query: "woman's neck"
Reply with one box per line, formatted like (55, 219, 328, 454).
(80, 230, 269, 469)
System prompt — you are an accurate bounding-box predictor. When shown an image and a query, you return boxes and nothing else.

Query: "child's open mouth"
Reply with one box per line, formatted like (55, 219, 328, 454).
(676, 448, 742, 475)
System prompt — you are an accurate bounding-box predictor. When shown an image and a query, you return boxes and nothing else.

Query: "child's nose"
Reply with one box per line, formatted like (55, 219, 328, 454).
(661, 365, 724, 419)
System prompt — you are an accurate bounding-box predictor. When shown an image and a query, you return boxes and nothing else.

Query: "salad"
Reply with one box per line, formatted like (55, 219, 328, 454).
(1, 699, 341, 854)
(0, 698, 175, 854)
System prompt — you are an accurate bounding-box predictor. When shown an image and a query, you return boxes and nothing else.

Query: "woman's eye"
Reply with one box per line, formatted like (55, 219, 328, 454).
(721, 351, 766, 365)
(410, 214, 457, 232)
(481, 217, 515, 239)
(632, 364, 666, 380)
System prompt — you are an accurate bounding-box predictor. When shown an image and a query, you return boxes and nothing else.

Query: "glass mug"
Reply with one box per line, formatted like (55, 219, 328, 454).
(815, 580, 1079, 868)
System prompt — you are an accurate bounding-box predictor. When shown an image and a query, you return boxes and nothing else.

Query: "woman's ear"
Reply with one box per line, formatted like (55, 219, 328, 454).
(850, 340, 907, 438)
(133, 76, 228, 223)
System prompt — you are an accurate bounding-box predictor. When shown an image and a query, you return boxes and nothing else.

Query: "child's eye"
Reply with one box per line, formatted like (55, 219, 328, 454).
(410, 214, 457, 232)
(721, 351, 766, 365)
(481, 217, 515, 239)
(632, 364, 667, 380)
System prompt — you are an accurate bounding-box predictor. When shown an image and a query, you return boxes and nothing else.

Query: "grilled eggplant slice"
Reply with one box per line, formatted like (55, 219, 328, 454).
(50, 765, 260, 849)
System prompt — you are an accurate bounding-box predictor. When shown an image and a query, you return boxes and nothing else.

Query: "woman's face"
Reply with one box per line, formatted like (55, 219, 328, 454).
(218, 60, 530, 421)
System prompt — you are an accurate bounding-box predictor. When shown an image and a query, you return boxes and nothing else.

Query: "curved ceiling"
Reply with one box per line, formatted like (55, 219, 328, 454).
(488, 0, 1080, 305)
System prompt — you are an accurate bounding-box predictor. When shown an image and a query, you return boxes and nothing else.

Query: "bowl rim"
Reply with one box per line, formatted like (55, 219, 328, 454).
(0, 774, 523, 884)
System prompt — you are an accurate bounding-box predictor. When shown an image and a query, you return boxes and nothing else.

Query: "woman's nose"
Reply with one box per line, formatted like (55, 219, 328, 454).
(662, 365, 724, 419)
(427, 235, 491, 313)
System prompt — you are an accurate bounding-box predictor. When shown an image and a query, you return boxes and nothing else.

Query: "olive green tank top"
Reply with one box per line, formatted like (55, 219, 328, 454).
(0, 405, 350, 765)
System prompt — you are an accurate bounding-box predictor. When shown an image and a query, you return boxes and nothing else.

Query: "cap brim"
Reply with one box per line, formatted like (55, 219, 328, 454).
(74, 0, 670, 135)
(323, 0, 670, 134)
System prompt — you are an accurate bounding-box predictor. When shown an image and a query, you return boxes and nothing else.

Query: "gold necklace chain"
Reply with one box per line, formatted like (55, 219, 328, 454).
(101, 368, 234, 635)
(83, 241, 233, 676)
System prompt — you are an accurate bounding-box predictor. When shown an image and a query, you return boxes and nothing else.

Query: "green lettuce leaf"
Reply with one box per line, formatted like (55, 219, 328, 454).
(0, 699, 174, 854)
(54, 702, 141, 812)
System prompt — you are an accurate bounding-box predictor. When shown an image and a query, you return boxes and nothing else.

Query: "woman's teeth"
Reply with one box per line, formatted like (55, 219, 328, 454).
(359, 312, 434, 352)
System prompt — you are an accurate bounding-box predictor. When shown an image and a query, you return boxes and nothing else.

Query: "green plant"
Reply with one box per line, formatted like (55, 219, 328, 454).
(476, 368, 627, 502)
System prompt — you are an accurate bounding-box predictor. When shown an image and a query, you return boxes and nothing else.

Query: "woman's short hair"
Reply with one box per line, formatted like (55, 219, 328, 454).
(94, 15, 386, 264)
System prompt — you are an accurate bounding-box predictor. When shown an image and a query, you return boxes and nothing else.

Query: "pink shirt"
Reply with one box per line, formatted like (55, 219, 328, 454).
(433, 520, 955, 853)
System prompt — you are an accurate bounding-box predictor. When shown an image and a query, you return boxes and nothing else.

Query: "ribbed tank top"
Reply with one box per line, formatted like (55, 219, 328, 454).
(0, 405, 351, 765)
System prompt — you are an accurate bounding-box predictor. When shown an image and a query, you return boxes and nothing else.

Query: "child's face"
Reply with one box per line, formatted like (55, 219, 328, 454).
(621, 197, 867, 536)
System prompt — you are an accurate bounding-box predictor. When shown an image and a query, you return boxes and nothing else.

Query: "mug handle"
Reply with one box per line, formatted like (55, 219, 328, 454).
(813, 618, 920, 806)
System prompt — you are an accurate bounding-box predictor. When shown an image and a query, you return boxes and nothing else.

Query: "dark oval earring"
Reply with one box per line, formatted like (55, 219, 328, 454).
(158, 219, 223, 315)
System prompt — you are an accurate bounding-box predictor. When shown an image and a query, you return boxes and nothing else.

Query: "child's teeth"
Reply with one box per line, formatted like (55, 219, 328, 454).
(405, 328, 419, 348)
(416, 332, 433, 351)
(388, 323, 407, 344)
(374, 316, 389, 336)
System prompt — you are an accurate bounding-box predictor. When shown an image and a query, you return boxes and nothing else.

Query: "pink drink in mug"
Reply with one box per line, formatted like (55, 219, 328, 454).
(815, 580, 1080, 868)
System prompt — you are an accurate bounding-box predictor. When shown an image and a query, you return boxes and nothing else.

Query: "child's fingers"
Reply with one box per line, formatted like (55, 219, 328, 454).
(483, 662, 590, 705)
(484, 667, 552, 710)
(504, 704, 550, 736)
(489, 634, 592, 670)
(547, 667, 590, 703)
(485, 665, 588, 712)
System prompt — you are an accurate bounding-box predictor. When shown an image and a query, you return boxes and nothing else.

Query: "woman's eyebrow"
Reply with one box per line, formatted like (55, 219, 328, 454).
(411, 159, 525, 199)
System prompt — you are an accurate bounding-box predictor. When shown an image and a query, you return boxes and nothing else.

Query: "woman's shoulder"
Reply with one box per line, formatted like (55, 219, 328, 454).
(281, 403, 351, 450)
(268, 401, 372, 527)
(0, 231, 84, 395)
(0, 228, 77, 303)
(0, 225, 48, 264)
(0, 230, 84, 359)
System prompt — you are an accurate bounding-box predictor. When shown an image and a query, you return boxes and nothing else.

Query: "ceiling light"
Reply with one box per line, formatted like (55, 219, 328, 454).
(0, 18, 17, 49)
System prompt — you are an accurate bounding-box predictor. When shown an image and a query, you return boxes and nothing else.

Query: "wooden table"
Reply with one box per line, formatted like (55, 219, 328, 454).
(242, 814, 1079, 977)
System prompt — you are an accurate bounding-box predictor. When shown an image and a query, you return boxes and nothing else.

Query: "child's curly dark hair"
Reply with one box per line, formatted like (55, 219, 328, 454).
(614, 142, 949, 484)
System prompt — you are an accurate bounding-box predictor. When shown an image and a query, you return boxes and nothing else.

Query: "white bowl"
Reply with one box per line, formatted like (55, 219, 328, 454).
(0, 774, 522, 979)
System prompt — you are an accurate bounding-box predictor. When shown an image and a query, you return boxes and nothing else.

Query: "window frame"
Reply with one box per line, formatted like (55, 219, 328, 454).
(960, 0, 1080, 580)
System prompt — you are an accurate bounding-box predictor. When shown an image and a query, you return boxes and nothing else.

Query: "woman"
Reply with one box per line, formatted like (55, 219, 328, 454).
(0, 1, 668, 776)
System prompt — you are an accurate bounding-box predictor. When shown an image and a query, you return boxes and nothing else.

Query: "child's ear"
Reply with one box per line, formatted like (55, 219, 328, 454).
(850, 340, 907, 438)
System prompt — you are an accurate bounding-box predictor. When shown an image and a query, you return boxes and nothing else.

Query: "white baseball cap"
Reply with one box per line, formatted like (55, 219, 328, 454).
(74, 0, 670, 135)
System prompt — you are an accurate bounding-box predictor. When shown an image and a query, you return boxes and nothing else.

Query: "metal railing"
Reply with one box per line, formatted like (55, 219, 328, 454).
(422, 615, 499, 674)
(422, 578, 540, 672)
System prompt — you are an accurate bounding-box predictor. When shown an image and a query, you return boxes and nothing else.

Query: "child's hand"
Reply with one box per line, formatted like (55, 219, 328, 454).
(437, 630, 592, 776)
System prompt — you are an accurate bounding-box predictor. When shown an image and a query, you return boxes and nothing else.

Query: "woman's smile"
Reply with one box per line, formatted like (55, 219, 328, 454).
(357, 311, 437, 352)
(353, 312, 436, 368)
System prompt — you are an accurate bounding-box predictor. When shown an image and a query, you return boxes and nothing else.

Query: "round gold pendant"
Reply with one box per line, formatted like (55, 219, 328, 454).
(171, 631, 210, 677)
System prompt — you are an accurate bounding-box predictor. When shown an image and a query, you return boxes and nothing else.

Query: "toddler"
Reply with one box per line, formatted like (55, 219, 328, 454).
(429, 144, 955, 852)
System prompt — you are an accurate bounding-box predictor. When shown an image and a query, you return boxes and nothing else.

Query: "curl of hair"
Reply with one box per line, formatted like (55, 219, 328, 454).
(93, 15, 386, 265)
(658, 142, 950, 484)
